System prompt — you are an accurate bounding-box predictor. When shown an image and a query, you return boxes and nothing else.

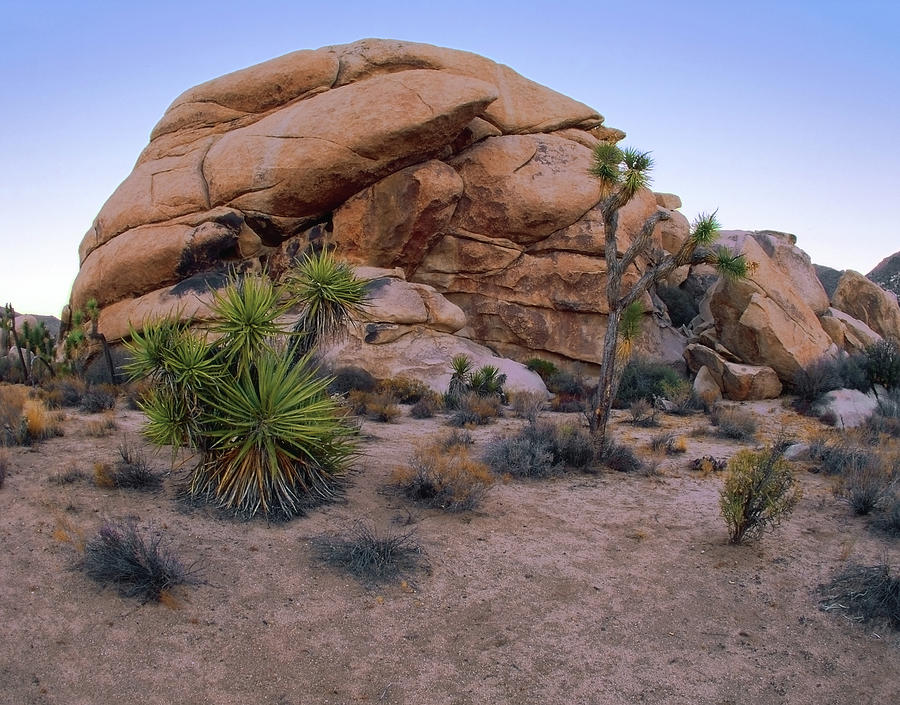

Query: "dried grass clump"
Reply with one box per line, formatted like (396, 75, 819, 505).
(447, 392, 502, 427)
(837, 454, 898, 515)
(311, 521, 425, 585)
(628, 399, 659, 427)
(92, 442, 160, 491)
(85, 412, 118, 437)
(364, 393, 401, 423)
(392, 441, 493, 511)
(409, 393, 441, 419)
(44, 377, 87, 408)
(509, 390, 546, 422)
(819, 562, 900, 632)
(81, 519, 196, 603)
(710, 404, 758, 441)
(377, 377, 431, 404)
(1, 387, 62, 445)
(649, 432, 687, 455)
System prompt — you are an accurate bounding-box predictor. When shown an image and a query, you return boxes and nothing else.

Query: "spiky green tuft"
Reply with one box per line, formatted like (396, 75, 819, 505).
(712, 247, 749, 281)
(691, 211, 721, 246)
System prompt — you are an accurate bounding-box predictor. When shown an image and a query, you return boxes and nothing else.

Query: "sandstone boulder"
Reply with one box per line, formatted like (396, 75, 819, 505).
(684, 343, 781, 400)
(705, 235, 835, 382)
(831, 270, 900, 341)
(819, 307, 882, 354)
(693, 365, 722, 406)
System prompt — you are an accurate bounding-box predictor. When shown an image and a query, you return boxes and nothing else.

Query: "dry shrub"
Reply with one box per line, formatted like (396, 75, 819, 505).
(837, 454, 898, 515)
(81, 519, 196, 603)
(79, 385, 117, 413)
(650, 432, 686, 455)
(509, 390, 546, 422)
(0, 384, 27, 444)
(873, 495, 900, 536)
(85, 412, 118, 437)
(448, 392, 502, 427)
(23, 399, 63, 441)
(438, 428, 474, 450)
(690, 455, 727, 473)
(53, 516, 86, 553)
(44, 377, 87, 408)
(0, 447, 8, 488)
(311, 521, 425, 585)
(92, 443, 161, 491)
(409, 393, 441, 419)
(346, 389, 370, 416)
(628, 399, 659, 427)
(597, 438, 643, 473)
(392, 441, 493, 511)
(819, 562, 900, 632)
(711, 404, 758, 441)
(365, 393, 400, 422)
(484, 421, 595, 477)
(377, 377, 431, 404)
(93, 462, 115, 488)
(49, 465, 86, 485)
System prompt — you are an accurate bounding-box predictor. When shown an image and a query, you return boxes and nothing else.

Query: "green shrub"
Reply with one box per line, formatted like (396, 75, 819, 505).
(525, 358, 559, 381)
(719, 446, 800, 544)
(615, 358, 685, 407)
(864, 339, 900, 390)
(82, 519, 196, 603)
(311, 522, 424, 585)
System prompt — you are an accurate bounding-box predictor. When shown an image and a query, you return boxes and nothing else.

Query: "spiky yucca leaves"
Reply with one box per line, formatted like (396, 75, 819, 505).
(191, 351, 354, 518)
(285, 249, 368, 355)
(468, 365, 507, 399)
(209, 273, 292, 376)
(616, 302, 644, 362)
(589, 144, 653, 200)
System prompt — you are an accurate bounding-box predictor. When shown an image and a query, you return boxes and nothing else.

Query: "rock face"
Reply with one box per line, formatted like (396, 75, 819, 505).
(68, 38, 692, 375)
(831, 270, 900, 341)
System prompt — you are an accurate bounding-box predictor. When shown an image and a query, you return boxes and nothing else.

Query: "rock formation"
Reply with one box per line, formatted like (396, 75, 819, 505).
(67, 38, 690, 382)
(65, 39, 899, 398)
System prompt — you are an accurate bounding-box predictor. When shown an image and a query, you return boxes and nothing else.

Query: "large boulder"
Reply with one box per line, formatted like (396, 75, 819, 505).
(831, 270, 900, 341)
(68, 38, 694, 381)
(683, 343, 781, 400)
(704, 234, 836, 382)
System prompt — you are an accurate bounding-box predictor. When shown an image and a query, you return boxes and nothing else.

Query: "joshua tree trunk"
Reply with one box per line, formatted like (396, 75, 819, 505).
(6, 304, 32, 385)
(591, 306, 621, 436)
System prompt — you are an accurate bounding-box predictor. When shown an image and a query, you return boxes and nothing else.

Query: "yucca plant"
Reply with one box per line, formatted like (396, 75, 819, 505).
(126, 259, 365, 520)
(284, 249, 368, 356)
(468, 364, 507, 400)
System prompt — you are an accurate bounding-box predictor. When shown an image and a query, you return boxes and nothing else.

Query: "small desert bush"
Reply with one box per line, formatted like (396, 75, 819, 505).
(438, 428, 474, 450)
(311, 522, 424, 585)
(364, 392, 400, 423)
(650, 432, 687, 455)
(597, 437, 643, 473)
(864, 339, 900, 390)
(690, 455, 727, 473)
(378, 376, 431, 404)
(545, 370, 585, 398)
(807, 435, 878, 476)
(409, 393, 441, 419)
(837, 455, 898, 515)
(484, 421, 596, 478)
(448, 392, 502, 427)
(85, 412, 118, 437)
(661, 379, 700, 415)
(628, 399, 659, 427)
(0, 447, 8, 487)
(873, 495, 900, 536)
(615, 358, 685, 407)
(79, 385, 117, 413)
(525, 358, 559, 381)
(792, 357, 846, 410)
(49, 466, 86, 485)
(720, 446, 800, 544)
(392, 442, 493, 511)
(0, 384, 27, 445)
(81, 519, 195, 603)
(509, 390, 545, 422)
(44, 377, 87, 408)
(710, 404, 758, 441)
(93, 442, 160, 491)
(819, 562, 900, 631)
(327, 366, 377, 395)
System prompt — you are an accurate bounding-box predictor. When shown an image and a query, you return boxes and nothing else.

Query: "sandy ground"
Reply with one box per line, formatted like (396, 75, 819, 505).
(0, 397, 897, 705)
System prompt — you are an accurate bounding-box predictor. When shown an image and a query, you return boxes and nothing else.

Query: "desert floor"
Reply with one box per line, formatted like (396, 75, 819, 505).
(1, 397, 897, 705)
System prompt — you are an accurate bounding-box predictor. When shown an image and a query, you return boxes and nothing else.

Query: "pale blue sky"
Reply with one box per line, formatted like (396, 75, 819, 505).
(2, 0, 898, 315)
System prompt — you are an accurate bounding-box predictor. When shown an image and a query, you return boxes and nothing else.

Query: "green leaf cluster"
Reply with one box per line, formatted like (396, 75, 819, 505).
(124, 251, 367, 519)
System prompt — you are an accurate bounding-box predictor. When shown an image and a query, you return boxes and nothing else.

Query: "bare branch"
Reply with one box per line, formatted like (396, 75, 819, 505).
(620, 211, 671, 273)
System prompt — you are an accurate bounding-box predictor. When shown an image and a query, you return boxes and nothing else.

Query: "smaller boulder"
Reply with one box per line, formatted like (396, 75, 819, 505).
(693, 365, 722, 407)
(815, 388, 879, 429)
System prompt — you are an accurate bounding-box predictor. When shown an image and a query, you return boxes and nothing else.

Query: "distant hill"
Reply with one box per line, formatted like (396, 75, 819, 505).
(868, 251, 900, 299)
(814, 264, 843, 299)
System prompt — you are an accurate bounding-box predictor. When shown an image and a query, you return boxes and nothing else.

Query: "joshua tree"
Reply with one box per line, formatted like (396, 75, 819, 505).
(588, 144, 748, 437)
